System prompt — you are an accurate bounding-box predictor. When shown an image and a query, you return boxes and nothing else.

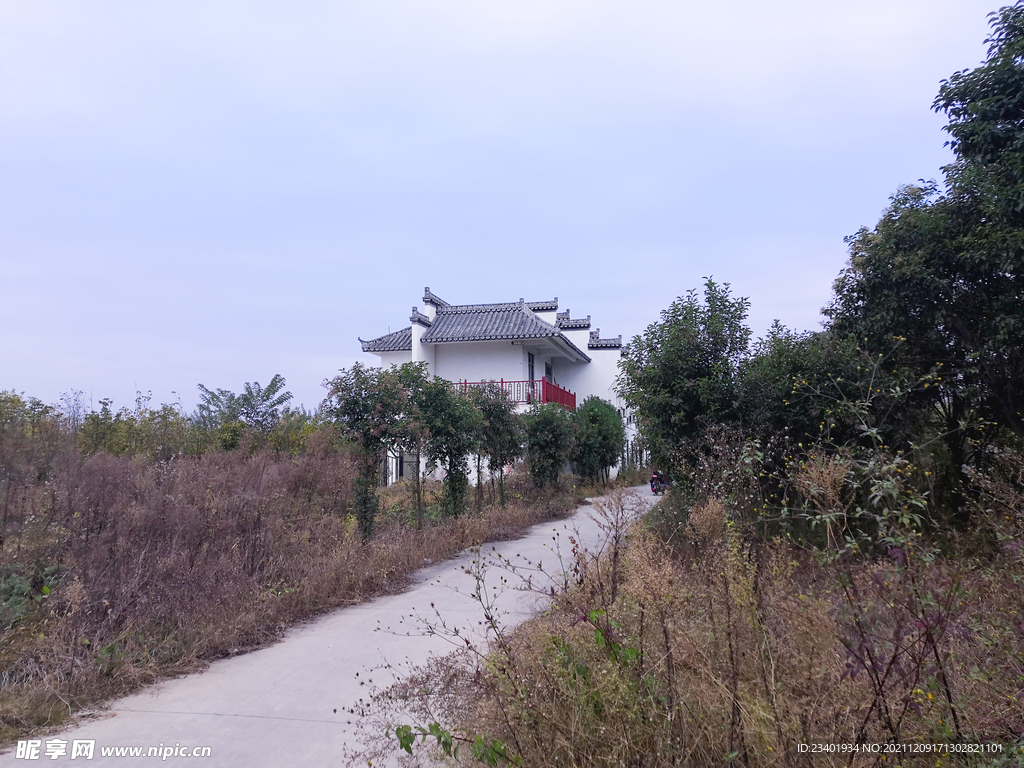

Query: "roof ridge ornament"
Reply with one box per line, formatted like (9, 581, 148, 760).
(557, 311, 591, 329)
(423, 287, 450, 308)
(587, 328, 623, 349)
(525, 298, 558, 311)
(410, 307, 433, 327)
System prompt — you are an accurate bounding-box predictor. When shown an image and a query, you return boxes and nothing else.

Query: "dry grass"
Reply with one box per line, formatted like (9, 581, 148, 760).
(357, 472, 1024, 768)
(0, 441, 577, 744)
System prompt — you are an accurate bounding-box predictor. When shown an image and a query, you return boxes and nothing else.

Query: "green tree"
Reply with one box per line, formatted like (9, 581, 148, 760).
(195, 383, 245, 449)
(829, 5, 1024, 444)
(937, 1, 1024, 228)
(77, 393, 190, 460)
(419, 378, 481, 517)
(196, 375, 293, 448)
(0, 392, 36, 520)
(267, 406, 319, 455)
(80, 398, 121, 456)
(139, 402, 190, 461)
(238, 375, 293, 434)
(394, 362, 431, 528)
(571, 396, 624, 483)
(735, 325, 911, 452)
(524, 403, 575, 488)
(469, 383, 525, 508)
(618, 279, 751, 470)
(322, 363, 405, 538)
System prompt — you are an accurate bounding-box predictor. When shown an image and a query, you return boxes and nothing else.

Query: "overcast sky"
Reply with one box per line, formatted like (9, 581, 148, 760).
(0, 0, 999, 412)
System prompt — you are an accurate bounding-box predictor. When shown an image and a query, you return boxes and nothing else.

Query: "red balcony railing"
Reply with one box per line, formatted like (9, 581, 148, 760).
(542, 378, 575, 410)
(459, 379, 576, 410)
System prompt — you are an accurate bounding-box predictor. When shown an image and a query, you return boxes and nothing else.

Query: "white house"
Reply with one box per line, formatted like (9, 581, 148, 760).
(359, 287, 636, 482)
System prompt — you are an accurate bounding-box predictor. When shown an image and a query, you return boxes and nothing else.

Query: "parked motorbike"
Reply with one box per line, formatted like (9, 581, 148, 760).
(650, 471, 670, 495)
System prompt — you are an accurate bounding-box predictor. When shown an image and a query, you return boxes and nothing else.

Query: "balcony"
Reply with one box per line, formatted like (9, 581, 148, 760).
(458, 378, 576, 410)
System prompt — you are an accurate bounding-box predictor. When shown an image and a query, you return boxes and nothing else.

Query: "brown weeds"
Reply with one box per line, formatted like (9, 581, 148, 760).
(0, 441, 577, 744)
(360, 458, 1024, 767)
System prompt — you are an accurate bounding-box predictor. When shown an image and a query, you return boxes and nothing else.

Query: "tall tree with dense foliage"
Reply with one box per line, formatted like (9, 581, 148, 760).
(322, 363, 405, 538)
(195, 374, 294, 449)
(829, 4, 1024, 444)
(394, 362, 431, 528)
(195, 383, 245, 449)
(618, 279, 751, 469)
(734, 325, 916, 453)
(571, 396, 625, 483)
(419, 378, 481, 517)
(237, 375, 294, 434)
(469, 383, 525, 507)
(524, 403, 575, 488)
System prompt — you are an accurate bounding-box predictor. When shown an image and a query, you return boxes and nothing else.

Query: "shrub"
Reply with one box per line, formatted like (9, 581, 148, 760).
(571, 396, 625, 483)
(524, 404, 575, 488)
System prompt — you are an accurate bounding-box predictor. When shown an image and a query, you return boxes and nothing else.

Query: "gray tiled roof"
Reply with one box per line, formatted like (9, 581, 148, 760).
(417, 300, 590, 361)
(526, 298, 558, 311)
(557, 311, 591, 329)
(588, 329, 623, 349)
(360, 327, 412, 352)
(423, 287, 450, 308)
(422, 301, 558, 343)
(361, 292, 598, 361)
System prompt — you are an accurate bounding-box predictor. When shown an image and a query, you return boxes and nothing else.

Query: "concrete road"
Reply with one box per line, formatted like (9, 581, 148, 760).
(2, 487, 655, 767)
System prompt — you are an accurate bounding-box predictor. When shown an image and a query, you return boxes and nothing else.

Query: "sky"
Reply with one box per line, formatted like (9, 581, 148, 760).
(0, 0, 1001, 412)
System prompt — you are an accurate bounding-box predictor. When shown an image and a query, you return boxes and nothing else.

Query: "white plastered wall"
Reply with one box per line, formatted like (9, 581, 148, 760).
(551, 347, 622, 407)
(377, 350, 412, 369)
(532, 309, 558, 326)
(432, 341, 526, 384)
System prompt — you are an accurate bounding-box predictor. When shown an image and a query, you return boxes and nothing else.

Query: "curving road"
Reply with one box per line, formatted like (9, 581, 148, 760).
(2, 487, 655, 766)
